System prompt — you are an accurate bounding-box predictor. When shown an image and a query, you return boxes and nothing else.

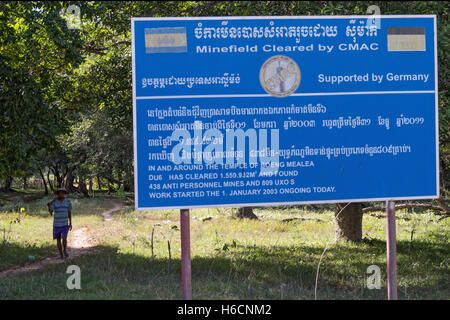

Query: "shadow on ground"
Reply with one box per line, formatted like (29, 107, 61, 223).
(0, 238, 448, 300)
(0, 242, 55, 271)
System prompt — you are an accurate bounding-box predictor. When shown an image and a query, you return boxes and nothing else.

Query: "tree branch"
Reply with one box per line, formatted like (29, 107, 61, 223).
(83, 41, 131, 55)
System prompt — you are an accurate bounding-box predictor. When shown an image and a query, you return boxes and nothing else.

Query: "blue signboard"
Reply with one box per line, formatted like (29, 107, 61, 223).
(131, 15, 438, 210)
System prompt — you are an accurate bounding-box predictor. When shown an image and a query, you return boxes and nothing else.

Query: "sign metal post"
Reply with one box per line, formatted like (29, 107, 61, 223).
(386, 200, 397, 300)
(180, 209, 192, 300)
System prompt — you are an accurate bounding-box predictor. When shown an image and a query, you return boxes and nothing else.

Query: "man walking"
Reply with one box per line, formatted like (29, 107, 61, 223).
(48, 188, 72, 259)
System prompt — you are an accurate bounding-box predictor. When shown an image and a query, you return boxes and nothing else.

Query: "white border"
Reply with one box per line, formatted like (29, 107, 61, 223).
(434, 15, 440, 198)
(131, 15, 439, 211)
(131, 15, 437, 21)
(131, 19, 139, 208)
(135, 195, 438, 211)
(136, 91, 436, 100)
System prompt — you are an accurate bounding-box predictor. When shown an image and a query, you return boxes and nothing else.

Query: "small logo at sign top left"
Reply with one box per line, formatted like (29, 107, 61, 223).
(260, 55, 301, 97)
(144, 27, 187, 53)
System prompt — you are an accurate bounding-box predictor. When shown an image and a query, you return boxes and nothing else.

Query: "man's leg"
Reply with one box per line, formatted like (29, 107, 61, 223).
(62, 226, 69, 258)
(56, 237, 63, 258)
(62, 238, 69, 257)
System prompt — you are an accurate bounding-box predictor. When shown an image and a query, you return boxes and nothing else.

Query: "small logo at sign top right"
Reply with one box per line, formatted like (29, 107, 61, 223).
(387, 27, 426, 52)
(259, 55, 301, 98)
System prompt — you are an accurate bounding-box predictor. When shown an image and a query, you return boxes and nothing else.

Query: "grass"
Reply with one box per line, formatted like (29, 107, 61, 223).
(0, 195, 114, 269)
(0, 194, 448, 299)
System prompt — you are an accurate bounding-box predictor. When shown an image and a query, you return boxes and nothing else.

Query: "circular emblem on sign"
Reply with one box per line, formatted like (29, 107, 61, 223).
(259, 55, 301, 97)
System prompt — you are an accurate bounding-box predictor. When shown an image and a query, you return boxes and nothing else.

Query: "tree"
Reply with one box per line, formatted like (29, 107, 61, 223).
(1, 1, 448, 237)
(0, 1, 85, 189)
(236, 207, 258, 220)
(335, 203, 363, 242)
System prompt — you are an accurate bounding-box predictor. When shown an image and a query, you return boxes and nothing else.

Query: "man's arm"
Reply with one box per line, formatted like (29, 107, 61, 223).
(47, 199, 55, 216)
(68, 210, 72, 230)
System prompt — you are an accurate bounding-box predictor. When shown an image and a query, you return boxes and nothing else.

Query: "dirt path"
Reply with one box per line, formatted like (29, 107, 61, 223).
(101, 199, 122, 221)
(0, 198, 123, 279)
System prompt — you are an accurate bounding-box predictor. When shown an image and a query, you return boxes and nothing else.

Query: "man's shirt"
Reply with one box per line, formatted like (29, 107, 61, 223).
(51, 198, 72, 227)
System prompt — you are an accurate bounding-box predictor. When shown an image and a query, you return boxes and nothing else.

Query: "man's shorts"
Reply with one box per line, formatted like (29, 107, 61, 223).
(53, 226, 70, 239)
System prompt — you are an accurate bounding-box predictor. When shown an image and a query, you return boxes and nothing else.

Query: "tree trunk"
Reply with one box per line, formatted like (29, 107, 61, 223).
(2, 176, 13, 192)
(65, 170, 76, 193)
(107, 179, 111, 195)
(38, 168, 48, 195)
(23, 175, 27, 190)
(46, 170, 54, 192)
(117, 170, 122, 191)
(51, 166, 62, 187)
(335, 203, 363, 242)
(61, 166, 68, 186)
(78, 178, 89, 197)
(88, 178, 93, 193)
(235, 207, 258, 219)
(97, 176, 102, 190)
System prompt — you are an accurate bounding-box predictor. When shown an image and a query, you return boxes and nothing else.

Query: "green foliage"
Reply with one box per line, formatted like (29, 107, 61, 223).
(0, 1, 85, 184)
(0, 1, 448, 194)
